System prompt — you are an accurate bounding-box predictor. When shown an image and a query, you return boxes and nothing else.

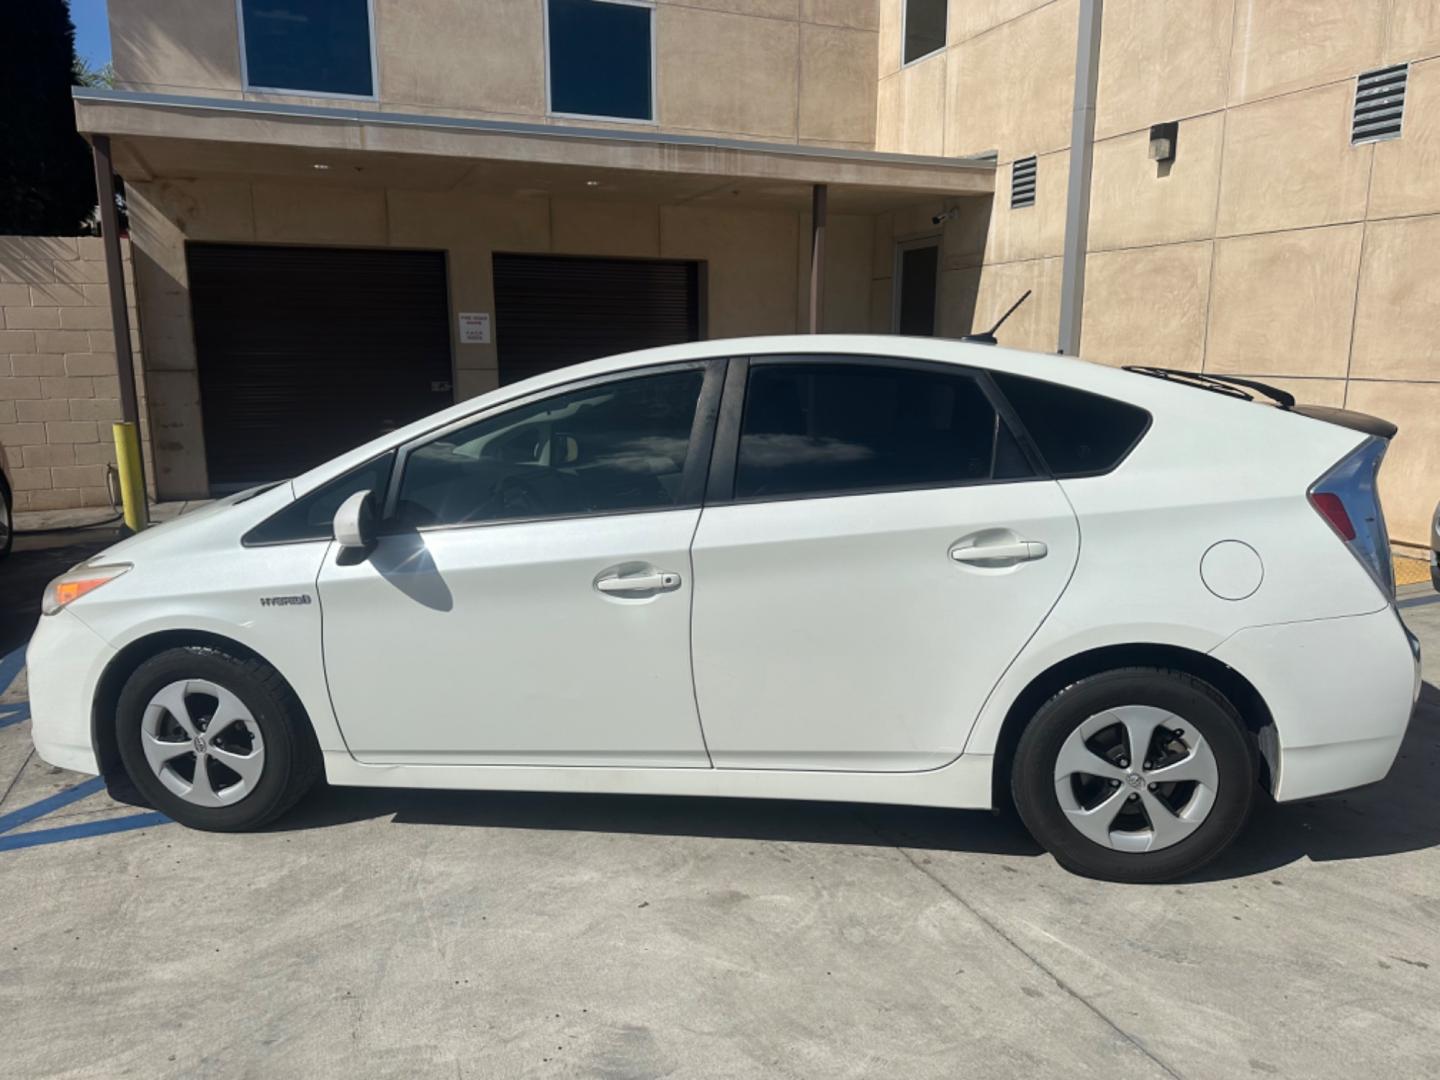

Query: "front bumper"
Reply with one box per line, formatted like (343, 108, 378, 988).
(26, 608, 114, 775)
(1211, 606, 1418, 802)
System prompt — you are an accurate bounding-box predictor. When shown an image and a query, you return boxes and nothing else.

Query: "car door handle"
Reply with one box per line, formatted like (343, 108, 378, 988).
(950, 540, 1048, 564)
(595, 571, 682, 595)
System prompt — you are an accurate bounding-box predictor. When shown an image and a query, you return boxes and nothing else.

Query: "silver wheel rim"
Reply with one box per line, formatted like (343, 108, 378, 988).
(140, 679, 265, 807)
(1053, 705, 1219, 853)
(0, 489, 10, 547)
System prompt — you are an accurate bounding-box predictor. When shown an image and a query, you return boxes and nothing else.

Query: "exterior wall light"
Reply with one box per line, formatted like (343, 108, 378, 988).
(1148, 122, 1178, 164)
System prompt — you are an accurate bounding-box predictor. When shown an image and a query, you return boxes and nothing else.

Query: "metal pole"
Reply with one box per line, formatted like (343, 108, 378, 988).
(91, 134, 149, 529)
(1057, 0, 1103, 356)
(809, 183, 827, 333)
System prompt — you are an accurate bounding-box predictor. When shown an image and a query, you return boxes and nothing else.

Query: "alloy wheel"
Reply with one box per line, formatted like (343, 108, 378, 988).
(140, 679, 266, 807)
(1053, 704, 1219, 852)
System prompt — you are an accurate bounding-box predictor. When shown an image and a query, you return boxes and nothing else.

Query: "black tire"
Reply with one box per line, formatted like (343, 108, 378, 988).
(1011, 667, 1256, 883)
(115, 646, 321, 831)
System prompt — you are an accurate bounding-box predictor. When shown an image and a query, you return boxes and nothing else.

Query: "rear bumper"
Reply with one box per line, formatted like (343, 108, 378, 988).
(26, 608, 112, 776)
(1211, 606, 1419, 802)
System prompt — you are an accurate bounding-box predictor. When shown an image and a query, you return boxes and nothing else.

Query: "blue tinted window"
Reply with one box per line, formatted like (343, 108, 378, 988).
(548, 0, 653, 120)
(242, 0, 374, 96)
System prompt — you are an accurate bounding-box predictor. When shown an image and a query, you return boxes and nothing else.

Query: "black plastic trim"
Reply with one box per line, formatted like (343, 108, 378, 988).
(704, 356, 749, 503)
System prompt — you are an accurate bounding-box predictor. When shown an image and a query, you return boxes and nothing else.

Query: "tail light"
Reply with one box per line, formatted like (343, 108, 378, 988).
(1308, 436, 1393, 599)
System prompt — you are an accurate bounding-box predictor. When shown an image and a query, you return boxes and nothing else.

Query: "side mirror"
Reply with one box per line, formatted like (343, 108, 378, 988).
(333, 490, 376, 551)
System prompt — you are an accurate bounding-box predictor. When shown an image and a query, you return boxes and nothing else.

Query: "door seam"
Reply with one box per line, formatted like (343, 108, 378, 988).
(686, 506, 716, 767)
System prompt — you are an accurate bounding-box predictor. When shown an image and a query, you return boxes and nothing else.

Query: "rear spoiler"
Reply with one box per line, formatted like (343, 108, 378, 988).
(1289, 405, 1397, 440)
(1122, 366, 1397, 439)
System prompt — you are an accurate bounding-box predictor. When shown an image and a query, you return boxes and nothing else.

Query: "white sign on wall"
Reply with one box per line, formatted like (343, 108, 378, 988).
(458, 312, 492, 344)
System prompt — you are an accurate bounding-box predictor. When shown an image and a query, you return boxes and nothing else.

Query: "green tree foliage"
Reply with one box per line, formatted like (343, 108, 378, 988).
(1, 1, 98, 235)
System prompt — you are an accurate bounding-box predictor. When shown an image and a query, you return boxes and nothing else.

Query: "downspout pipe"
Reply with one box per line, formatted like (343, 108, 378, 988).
(1057, 0, 1103, 356)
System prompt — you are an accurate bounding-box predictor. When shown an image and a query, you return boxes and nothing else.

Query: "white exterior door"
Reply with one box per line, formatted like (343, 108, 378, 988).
(689, 357, 1079, 771)
(317, 363, 720, 766)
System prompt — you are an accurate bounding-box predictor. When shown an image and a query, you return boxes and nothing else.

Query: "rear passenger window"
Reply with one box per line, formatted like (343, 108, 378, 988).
(734, 362, 1032, 500)
(991, 372, 1150, 478)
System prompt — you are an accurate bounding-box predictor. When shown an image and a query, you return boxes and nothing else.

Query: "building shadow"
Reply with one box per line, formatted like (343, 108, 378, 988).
(273, 683, 1440, 882)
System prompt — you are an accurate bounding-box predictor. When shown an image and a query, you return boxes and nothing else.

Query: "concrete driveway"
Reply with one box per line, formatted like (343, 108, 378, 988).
(2, 530, 1438, 1079)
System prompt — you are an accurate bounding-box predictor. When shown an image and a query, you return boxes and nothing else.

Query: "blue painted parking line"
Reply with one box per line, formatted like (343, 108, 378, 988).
(0, 640, 173, 851)
(0, 701, 29, 729)
(0, 776, 107, 835)
(0, 644, 25, 698)
(0, 812, 170, 852)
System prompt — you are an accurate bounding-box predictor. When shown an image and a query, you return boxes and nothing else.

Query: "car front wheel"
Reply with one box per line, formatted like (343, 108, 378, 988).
(115, 646, 321, 831)
(1011, 667, 1257, 883)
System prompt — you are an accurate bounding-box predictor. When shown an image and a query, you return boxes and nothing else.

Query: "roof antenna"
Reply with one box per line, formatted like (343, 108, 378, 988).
(961, 290, 1031, 346)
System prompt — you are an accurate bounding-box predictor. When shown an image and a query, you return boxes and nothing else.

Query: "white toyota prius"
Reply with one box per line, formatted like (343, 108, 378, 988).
(27, 336, 1421, 881)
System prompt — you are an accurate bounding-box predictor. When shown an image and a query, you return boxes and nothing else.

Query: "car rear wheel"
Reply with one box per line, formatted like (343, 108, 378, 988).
(115, 646, 321, 831)
(1011, 667, 1256, 883)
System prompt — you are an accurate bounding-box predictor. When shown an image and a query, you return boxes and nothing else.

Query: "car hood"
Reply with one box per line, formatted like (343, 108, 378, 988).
(84, 484, 291, 564)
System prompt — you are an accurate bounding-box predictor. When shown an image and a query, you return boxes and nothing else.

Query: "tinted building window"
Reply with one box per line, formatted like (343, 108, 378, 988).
(735, 363, 1031, 500)
(548, 0, 654, 120)
(990, 372, 1151, 477)
(241, 0, 374, 96)
(396, 370, 702, 527)
(903, 0, 947, 64)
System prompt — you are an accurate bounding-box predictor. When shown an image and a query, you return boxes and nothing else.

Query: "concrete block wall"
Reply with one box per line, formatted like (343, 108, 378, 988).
(0, 236, 146, 513)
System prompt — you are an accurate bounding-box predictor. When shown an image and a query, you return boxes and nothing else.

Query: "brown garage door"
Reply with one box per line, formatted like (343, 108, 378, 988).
(187, 243, 453, 489)
(492, 253, 702, 385)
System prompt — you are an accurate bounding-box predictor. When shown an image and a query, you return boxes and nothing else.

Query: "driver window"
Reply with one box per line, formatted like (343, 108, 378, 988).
(394, 369, 704, 528)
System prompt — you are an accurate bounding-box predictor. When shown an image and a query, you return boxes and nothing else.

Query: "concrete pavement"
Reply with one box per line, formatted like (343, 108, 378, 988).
(1, 528, 1437, 1077)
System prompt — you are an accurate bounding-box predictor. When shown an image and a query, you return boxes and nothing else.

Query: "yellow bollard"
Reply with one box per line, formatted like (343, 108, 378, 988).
(111, 422, 150, 532)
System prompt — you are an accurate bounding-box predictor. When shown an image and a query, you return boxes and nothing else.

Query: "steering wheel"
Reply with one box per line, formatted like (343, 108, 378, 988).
(494, 474, 545, 517)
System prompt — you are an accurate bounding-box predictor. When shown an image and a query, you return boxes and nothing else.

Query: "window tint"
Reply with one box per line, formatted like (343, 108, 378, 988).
(734, 363, 1031, 500)
(395, 370, 703, 528)
(243, 452, 394, 546)
(903, 0, 947, 64)
(548, 0, 654, 120)
(241, 0, 374, 96)
(990, 372, 1151, 477)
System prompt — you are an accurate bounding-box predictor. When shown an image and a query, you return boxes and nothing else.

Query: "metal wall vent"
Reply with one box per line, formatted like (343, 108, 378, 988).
(1353, 64, 1408, 144)
(1011, 156, 1037, 209)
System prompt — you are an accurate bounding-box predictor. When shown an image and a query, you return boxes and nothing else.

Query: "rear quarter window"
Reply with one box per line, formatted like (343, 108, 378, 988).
(991, 372, 1150, 478)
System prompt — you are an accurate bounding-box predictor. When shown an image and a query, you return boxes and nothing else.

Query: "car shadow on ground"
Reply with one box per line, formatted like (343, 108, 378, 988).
(272, 683, 1440, 882)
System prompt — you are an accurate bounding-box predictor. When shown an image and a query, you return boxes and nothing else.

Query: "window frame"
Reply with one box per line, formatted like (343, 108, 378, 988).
(236, 0, 380, 101)
(900, 0, 947, 68)
(543, 0, 659, 125)
(379, 358, 725, 535)
(704, 354, 1049, 507)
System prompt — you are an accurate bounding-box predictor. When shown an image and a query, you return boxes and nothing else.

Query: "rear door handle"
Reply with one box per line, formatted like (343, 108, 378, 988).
(950, 540, 1048, 564)
(595, 571, 682, 595)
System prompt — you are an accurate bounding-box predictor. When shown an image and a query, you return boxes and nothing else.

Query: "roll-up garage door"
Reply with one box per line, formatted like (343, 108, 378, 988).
(492, 253, 702, 385)
(187, 243, 453, 489)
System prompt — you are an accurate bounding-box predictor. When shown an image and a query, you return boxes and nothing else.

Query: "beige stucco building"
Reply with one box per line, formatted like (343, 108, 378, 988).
(3, 0, 1437, 544)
